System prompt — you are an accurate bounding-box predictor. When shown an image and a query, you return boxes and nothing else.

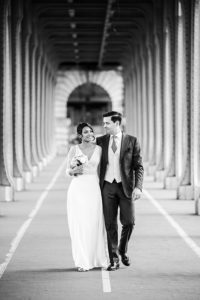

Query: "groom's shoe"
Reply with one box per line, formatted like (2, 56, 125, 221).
(111, 257, 120, 271)
(107, 257, 120, 271)
(119, 253, 131, 266)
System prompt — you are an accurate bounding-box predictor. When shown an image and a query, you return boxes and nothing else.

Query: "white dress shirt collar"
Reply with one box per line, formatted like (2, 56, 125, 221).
(111, 131, 122, 139)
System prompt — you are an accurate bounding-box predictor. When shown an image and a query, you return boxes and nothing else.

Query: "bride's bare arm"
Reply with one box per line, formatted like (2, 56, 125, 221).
(66, 146, 83, 176)
(66, 146, 76, 176)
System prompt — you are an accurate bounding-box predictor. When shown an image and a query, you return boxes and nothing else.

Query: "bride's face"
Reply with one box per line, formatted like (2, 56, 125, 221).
(81, 126, 94, 143)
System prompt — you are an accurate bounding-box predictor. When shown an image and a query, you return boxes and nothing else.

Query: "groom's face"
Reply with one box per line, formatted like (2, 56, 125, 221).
(103, 116, 118, 135)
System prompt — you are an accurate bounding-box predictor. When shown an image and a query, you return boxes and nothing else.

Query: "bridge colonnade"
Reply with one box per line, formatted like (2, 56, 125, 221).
(124, 0, 200, 214)
(0, 0, 200, 216)
(0, 0, 56, 201)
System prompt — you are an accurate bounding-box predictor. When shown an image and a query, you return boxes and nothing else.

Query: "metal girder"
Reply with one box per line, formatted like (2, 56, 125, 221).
(32, 0, 153, 70)
(98, 0, 116, 68)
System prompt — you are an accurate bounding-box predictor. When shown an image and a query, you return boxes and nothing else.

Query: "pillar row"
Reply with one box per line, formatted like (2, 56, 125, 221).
(191, 0, 200, 214)
(0, 0, 56, 201)
(22, 29, 32, 183)
(123, 0, 199, 214)
(0, 0, 14, 201)
(11, 0, 25, 191)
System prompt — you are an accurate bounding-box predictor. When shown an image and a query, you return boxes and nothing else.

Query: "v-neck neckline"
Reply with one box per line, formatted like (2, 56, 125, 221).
(77, 145, 97, 161)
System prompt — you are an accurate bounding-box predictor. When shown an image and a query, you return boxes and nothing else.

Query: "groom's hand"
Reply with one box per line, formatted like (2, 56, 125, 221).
(132, 187, 141, 201)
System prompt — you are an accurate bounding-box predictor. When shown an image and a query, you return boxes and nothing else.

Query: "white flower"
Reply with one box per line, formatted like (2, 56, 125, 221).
(70, 154, 88, 168)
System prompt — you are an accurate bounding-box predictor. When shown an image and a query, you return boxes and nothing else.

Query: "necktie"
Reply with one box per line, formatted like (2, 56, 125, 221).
(111, 135, 117, 153)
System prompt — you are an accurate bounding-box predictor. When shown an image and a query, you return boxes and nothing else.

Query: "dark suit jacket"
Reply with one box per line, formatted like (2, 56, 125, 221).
(96, 133, 144, 198)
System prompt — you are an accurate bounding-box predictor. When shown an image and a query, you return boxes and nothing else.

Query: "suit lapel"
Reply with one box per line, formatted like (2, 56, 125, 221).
(103, 134, 110, 163)
(120, 133, 129, 160)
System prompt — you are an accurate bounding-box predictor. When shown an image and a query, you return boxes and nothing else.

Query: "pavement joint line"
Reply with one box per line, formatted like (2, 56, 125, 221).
(101, 268, 111, 293)
(0, 158, 68, 280)
(143, 189, 200, 259)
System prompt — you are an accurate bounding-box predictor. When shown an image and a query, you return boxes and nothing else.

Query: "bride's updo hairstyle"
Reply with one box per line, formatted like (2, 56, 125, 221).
(77, 122, 94, 136)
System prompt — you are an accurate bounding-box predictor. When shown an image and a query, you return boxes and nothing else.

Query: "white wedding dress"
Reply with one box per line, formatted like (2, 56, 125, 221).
(66, 144, 109, 270)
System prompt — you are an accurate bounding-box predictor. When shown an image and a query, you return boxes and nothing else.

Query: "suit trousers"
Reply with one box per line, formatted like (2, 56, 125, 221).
(102, 180, 135, 263)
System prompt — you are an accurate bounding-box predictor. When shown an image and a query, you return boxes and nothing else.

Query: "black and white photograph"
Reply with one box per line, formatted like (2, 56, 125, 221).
(0, 0, 200, 299)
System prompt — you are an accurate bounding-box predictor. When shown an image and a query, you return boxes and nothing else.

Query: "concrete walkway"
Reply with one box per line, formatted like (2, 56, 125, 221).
(0, 156, 200, 300)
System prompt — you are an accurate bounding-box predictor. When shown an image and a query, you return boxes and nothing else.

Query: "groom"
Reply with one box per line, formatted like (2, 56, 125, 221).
(96, 111, 144, 271)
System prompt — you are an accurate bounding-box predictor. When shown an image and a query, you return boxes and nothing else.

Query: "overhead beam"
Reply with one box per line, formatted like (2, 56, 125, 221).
(98, 0, 115, 68)
(34, 3, 150, 16)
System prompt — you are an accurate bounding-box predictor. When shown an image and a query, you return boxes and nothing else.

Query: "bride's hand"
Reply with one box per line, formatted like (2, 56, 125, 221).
(69, 165, 83, 176)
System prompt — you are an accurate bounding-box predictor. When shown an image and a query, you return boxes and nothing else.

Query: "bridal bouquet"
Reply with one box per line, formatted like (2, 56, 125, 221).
(70, 154, 88, 168)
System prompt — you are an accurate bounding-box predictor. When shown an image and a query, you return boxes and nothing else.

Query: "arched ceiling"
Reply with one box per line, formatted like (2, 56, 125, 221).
(32, 0, 154, 70)
(55, 70, 124, 118)
(68, 82, 111, 103)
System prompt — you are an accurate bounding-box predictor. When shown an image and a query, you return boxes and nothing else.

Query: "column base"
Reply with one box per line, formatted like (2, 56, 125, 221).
(47, 154, 55, 163)
(194, 187, 200, 215)
(148, 165, 157, 176)
(24, 171, 33, 183)
(14, 177, 25, 191)
(155, 170, 165, 182)
(195, 199, 200, 215)
(177, 185, 194, 200)
(32, 166, 39, 178)
(38, 161, 43, 171)
(0, 185, 14, 202)
(165, 176, 177, 189)
(43, 158, 48, 166)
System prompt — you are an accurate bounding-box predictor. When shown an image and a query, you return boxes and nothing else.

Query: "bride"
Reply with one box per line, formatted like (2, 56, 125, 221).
(66, 122, 109, 272)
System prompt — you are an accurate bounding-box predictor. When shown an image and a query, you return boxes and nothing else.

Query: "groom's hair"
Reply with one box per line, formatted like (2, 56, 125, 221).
(103, 111, 122, 125)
